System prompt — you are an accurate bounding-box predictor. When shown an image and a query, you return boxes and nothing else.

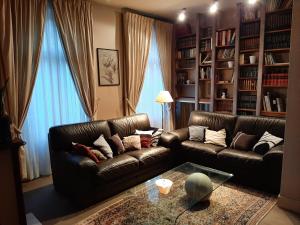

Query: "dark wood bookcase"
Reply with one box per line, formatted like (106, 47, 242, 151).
(174, 0, 293, 128)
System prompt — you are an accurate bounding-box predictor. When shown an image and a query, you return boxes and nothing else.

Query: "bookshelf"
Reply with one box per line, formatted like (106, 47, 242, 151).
(173, 1, 293, 127)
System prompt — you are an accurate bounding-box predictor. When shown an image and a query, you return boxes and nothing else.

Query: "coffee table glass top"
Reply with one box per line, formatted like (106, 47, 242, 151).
(125, 162, 233, 225)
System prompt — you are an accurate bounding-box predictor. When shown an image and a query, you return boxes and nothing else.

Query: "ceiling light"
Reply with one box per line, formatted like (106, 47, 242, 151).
(177, 8, 186, 22)
(209, 1, 219, 14)
(248, 0, 258, 5)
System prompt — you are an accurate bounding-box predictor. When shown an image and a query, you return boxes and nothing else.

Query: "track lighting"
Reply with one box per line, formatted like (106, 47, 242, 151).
(209, 1, 219, 14)
(177, 8, 186, 22)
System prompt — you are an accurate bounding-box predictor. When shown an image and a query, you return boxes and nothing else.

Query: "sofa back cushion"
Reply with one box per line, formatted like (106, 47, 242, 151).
(233, 116, 285, 139)
(49, 120, 111, 153)
(188, 111, 237, 146)
(108, 113, 151, 138)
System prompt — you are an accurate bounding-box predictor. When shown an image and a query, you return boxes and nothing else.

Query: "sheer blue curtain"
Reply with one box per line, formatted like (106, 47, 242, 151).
(22, 5, 88, 180)
(136, 27, 164, 128)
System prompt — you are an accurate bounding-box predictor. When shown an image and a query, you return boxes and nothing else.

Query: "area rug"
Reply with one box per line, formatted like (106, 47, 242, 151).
(76, 171, 277, 225)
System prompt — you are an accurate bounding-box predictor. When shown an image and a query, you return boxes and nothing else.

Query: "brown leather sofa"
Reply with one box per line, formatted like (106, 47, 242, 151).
(171, 111, 285, 193)
(49, 113, 178, 205)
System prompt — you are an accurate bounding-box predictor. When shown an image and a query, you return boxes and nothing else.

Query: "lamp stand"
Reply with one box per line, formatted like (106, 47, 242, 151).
(161, 103, 164, 129)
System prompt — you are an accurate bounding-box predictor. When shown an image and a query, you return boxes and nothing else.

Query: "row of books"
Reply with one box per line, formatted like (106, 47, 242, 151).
(241, 7, 261, 22)
(201, 27, 212, 39)
(215, 101, 232, 112)
(240, 67, 258, 78)
(177, 59, 195, 69)
(265, 33, 290, 49)
(240, 38, 259, 50)
(262, 92, 285, 112)
(263, 73, 288, 86)
(239, 79, 257, 90)
(217, 49, 235, 60)
(240, 22, 260, 37)
(216, 29, 236, 47)
(266, 11, 292, 31)
(177, 72, 188, 84)
(177, 48, 196, 59)
(200, 67, 211, 80)
(200, 39, 212, 52)
(265, 0, 292, 12)
(177, 36, 196, 49)
(265, 53, 276, 65)
(238, 94, 256, 109)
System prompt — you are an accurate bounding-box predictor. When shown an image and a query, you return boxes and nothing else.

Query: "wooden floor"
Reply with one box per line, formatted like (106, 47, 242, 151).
(23, 176, 300, 225)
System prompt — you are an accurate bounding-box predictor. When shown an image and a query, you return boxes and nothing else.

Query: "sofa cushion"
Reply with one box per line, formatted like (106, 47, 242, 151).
(108, 114, 151, 138)
(127, 146, 172, 168)
(230, 132, 257, 151)
(96, 154, 139, 182)
(253, 131, 283, 155)
(204, 128, 227, 147)
(188, 111, 236, 146)
(218, 149, 263, 168)
(93, 135, 113, 158)
(181, 140, 226, 155)
(188, 125, 207, 142)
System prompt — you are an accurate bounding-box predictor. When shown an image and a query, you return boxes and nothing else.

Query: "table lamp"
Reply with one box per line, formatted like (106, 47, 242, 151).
(155, 91, 173, 129)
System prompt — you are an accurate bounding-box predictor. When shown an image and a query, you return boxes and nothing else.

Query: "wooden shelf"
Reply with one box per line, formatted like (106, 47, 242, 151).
(177, 33, 196, 39)
(240, 34, 260, 39)
(216, 27, 235, 32)
(266, 7, 292, 15)
(265, 28, 291, 34)
(176, 57, 196, 61)
(177, 45, 196, 50)
(238, 89, 257, 92)
(199, 64, 211, 67)
(201, 37, 211, 40)
(216, 58, 235, 62)
(237, 108, 256, 112)
(241, 18, 260, 24)
(264, 48, 290, 52)
(176, 97, 196, 103)
(200, 49, 212, 53)
(216, 67, 234, 70)
(216, 82, 233, 85)
(239, 77, 257, 80)
(240, 49, 259, 53)
(176, 84, 195, 87)
(264, 63, 289, 67)
(199, 79, 211, 81)
(263, 85, 288, 88)
(261, 111, 286, 118)
(240, 63, 258, 67)
(216, 45, 235, 49)
(215, 98, 233, 101)
(199, 98, 212, 104)
(176, 67, 194, 71)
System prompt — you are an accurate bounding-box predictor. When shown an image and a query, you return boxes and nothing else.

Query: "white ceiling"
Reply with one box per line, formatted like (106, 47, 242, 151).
(94, 0, 242, 20)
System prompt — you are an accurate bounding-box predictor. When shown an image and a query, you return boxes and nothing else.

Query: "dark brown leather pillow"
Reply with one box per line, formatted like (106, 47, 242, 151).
(108, 134, 125, 155)
(230, 132, 257, 151)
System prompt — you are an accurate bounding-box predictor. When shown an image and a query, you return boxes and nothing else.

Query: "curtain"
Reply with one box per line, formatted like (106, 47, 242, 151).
(155, 20, 174, 131)
(136, 27, 165, 128)
(123, 12, 154, 115)
(22, 5, 88, 180)
(0, 0, 47, 179)
(52, 0, 96, 119)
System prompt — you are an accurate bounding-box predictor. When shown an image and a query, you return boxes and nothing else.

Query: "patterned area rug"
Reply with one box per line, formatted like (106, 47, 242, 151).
(76, 171, 276, 225)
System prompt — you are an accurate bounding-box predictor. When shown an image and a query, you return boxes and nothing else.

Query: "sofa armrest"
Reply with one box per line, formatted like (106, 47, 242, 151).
(64, 152, 98, 174)
(263, 144, 284, 162)
(159, 132, 179, 148)
(170, 128, 189, 142)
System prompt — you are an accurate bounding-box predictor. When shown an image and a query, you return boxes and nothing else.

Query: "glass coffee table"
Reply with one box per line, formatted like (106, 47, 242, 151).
(123, 162, 233, 225)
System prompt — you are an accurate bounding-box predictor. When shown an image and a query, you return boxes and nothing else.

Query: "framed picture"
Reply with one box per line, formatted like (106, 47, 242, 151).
(97, 48, 120, 86)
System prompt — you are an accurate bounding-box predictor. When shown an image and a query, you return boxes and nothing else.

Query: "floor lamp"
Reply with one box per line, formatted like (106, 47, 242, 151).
(155, 91, 174, 129)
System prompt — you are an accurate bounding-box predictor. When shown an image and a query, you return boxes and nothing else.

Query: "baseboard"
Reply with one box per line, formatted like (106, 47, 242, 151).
(278, 194, 300, 214)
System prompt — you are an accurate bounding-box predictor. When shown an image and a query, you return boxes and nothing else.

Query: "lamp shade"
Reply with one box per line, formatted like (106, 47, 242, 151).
(155, 91, 174, 103)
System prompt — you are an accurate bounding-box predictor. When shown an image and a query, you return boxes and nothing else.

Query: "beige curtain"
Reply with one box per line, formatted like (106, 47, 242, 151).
(52, 0, 96, 119)
(123, 12, 154, 115)
(0, 0, 47, 179)
(155, 20, 174, 130)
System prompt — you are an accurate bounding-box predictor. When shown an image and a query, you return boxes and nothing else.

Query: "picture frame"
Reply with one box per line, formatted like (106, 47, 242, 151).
(97, 48, 120, 86)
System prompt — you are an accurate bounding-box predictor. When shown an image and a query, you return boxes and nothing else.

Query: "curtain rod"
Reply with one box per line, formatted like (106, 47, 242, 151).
(122, 8, 174, 24)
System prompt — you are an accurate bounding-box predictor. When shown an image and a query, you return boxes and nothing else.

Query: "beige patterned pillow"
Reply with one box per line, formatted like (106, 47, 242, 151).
(204, 128, 227, 147)
(123, 135, 141, 151)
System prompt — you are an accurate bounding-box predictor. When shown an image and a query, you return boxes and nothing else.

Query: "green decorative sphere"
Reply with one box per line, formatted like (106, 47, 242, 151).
(185, 173, 213, 201)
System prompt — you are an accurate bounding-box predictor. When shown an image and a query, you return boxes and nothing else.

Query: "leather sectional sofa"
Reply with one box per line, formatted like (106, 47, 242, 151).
(171, 111, 285, 193)
(49, 111, 285, 205)
(49, 113, 177, 205)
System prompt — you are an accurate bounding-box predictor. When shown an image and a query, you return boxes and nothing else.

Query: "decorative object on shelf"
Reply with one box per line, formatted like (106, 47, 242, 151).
(155, 179, 173, 194)
(186, 80, 191, 84)
(228, 61, 234, 68)
(249, 55, 256, 64)
(155, 91, 174, 129)
(185, 173, 213, 201)
(221, 91, 227, 99)
(97, 48, 120, 86)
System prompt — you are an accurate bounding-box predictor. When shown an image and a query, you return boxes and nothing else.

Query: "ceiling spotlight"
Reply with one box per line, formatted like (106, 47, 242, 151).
(209, 1, 219, 14)
(178, 8, 186, 22)
(248, 0, 258, 5)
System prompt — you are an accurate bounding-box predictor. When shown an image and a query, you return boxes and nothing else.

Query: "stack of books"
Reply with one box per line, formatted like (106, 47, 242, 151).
(265, 33, 290, 49)
(263, 72, 288, 86)
(262, 92, 285, 112)
(266, 11, 292, 31)
(177, 48, 196, 59)
(200, 39, 212, 52)
(177, 36, 196, 49)
(177, 59, 195, 68)
(238, 95, 256, 109)
(216, 29, 236, 46)
(240, 67, 258, 78)
(239, 79, 257, 90)
(201, 27, 212, 38)
(217, 49, 235, 60)
(216, 101, 232, 112)
(241, 23, 260, 37)
(240, 38, 260, 50)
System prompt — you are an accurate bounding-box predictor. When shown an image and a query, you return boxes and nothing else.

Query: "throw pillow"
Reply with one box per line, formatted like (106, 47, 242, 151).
(72, 143, 100, 163)
(123, 135, 141, 151)
(140, 134, 152, 148)
(189, 125, 207, 142)
(151, 128, 164, 147)
(253, 131, 283, 155)
(91, 149, 107, 161)
(108, 133, 125, 155)
(204, 128, 227, 147)
(135, 130, 154, 135)
(93, 135, 113, 158)
(230, 132, 257, 151)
